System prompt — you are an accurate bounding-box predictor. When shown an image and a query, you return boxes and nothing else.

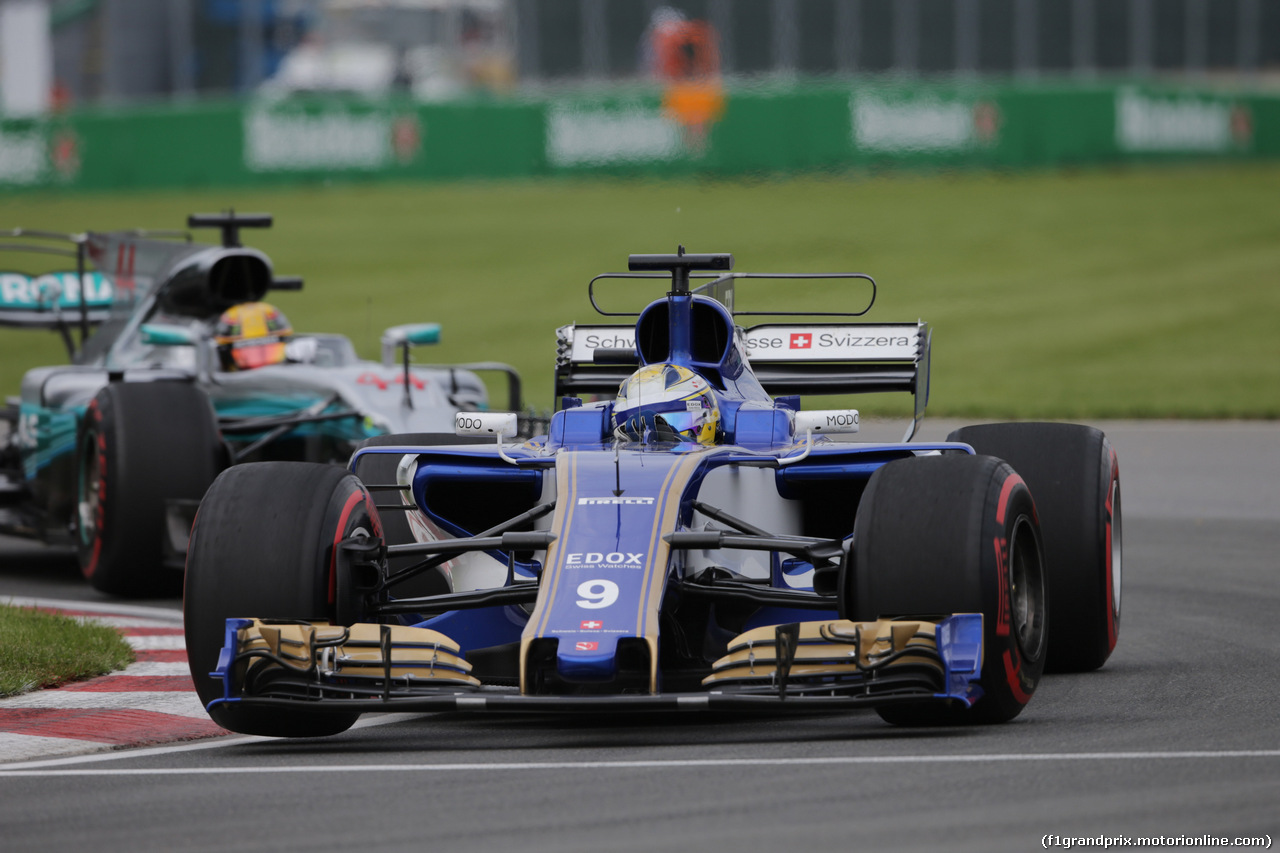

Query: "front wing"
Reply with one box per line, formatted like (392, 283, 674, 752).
(206, 614, 984, 716)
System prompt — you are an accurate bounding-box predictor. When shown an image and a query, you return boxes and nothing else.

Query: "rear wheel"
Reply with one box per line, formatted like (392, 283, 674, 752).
(76, 382, 223, 596)
(184, 461, 381, 737)
(947, 423, 1121, 673)
(843, 454, 1048, 725)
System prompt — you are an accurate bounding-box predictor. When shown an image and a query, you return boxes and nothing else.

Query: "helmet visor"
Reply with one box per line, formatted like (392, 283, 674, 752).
(230, 341, 286, 370)
(617, 408, 709, 443)
(653, 410, 705, 438)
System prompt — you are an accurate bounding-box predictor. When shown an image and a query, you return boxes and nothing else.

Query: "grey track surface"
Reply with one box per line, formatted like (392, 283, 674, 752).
(2, 421, 1278, 852)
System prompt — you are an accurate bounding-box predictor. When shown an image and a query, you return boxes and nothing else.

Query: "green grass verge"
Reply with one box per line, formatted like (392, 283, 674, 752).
(0, 604, 136, 697)
(2, 162, 1278, 418)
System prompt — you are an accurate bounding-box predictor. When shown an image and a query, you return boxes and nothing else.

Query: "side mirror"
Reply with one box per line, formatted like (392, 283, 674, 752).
(794, 409, 860, 435)
(455, 412, 518, 439)
(777, 409, 860, 468)
(456, 412, 521, 464)
(140, 323, 198, 347)
(381, 323, 441, 367)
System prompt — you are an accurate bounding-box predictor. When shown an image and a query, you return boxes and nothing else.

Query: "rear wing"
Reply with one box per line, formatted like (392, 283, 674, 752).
(560, 256, 931, 436)
(554, 319, 932, 417)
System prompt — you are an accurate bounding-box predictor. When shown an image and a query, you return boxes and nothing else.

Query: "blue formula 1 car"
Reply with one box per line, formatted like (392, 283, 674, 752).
(183, 251, 1122, 737)
(0, 214, 522, 596)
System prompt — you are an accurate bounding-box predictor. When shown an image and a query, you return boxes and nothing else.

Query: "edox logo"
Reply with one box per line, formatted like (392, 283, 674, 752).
(564, 552, 644, 568)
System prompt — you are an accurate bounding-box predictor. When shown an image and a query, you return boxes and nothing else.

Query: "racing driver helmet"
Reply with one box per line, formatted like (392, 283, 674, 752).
(215, 302, 292, 370)
(612, 363, 720, 445)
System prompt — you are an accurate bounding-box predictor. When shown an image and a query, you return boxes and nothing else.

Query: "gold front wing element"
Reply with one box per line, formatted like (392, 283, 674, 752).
(703, 619, 949, 687)
(237, 620, 480, 688)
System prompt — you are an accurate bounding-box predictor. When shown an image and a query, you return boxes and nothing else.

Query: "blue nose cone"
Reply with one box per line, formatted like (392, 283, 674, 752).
(556, 634, 621, 682)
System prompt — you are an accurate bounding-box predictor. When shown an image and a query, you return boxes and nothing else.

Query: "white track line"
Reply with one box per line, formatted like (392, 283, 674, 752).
(3, 749, 1279, 778)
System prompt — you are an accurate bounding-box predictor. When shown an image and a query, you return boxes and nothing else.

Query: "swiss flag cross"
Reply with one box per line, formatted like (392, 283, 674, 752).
(790, 333, 812, 349)
(575, 641, 599, 651)
(581, 620, 603, 630)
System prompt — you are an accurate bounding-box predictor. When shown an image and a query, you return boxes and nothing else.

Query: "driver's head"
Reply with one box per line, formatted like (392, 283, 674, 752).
(215, 302, 292, 370)
(612, 363, 720, 445)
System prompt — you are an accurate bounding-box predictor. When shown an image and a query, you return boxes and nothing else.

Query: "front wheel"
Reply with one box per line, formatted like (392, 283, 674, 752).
(843, 454, 1048, 725)
(184, 461, 382, 737)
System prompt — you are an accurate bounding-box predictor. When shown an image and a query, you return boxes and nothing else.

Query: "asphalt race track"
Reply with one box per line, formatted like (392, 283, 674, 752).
(1, 421, 1277, 852)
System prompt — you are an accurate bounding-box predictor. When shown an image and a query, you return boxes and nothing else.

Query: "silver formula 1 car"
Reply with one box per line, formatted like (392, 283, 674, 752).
(1, 213, 522, 595)
(183, 250, 1121, 737)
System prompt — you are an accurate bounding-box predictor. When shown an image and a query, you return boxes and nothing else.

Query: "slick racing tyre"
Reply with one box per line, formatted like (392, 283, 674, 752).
(947, 423, 1121, 673)
(843, 454, 1048, 725)
(184, 462, 381, 737)
(76, 381, 223, 597)
(352, 433, 485, 598)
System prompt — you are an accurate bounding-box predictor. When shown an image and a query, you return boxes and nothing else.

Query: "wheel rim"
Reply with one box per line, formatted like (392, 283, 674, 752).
(1009, 514, 1047, 660)
(1110, 480, 1123, 620)
(77, 434, 100, 547)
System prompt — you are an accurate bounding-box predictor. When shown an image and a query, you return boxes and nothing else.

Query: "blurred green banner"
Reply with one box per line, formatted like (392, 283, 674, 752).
(1, 81, 1275, 191)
